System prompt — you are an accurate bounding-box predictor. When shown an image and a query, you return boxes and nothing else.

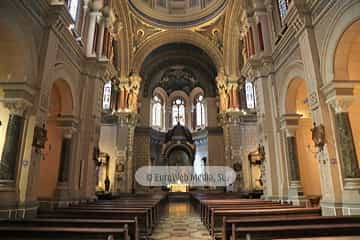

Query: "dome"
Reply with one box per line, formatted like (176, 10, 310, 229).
(128, 0, 227, 28)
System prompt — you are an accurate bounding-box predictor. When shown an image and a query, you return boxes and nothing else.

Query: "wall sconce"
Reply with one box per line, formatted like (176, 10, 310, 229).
(311, 122, 325, 152)
(32, 124, 47, 153)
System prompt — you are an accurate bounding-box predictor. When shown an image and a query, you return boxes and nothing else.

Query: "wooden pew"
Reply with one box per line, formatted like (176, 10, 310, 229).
(82, 201, 161, 224)
(210, 207, 321, 239)
(202, 202, 293, 225)
(39, 208, 152, 236)
(223, 215, 360, 240)
(0, 225, 130, 240)
(0, 218, 138, 240)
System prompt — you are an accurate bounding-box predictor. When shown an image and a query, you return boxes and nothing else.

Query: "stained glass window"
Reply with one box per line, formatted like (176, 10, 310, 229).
(152, 95, 163, 128)
(278, 0, 289, 19)
(245, 81, 256, 109)
(66, 0, 79, 20)
(172, 97, 185, 126)
(195, 94, 205, 128)
(102, 81, 112, 110)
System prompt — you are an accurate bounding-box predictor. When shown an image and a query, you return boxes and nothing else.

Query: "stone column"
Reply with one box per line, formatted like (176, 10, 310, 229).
(324, 83, 360, 183)
(281, 114, 304, 204)
(96, 16, 105, 59)
(219, 111, 244, 191)
(86, 11, 102, 57)
(323, 80, 360, 214)
(116, 112, 138, 193)
(55, 116, 77, 204)
(58, 129, 74, 183)
(0, 100, 30, 219)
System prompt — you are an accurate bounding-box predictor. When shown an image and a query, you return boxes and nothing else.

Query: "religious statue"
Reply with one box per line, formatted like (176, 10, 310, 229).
(127, 74, 141, 112)
(216, 70, 229, 112)
(311, 122, 325, 152)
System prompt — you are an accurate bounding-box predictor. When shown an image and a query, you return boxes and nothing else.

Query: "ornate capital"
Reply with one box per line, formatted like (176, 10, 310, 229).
(116, 112, 138, 128)
(328, 96, 356, 114)
(218, 111, 244, 126)
(2, 99, 32, 116)
(280, 114, 302, 137)
(322, 80, 360, 113)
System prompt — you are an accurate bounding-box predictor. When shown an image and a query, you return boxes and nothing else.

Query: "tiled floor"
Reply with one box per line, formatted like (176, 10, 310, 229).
(149, 200, 211, 240)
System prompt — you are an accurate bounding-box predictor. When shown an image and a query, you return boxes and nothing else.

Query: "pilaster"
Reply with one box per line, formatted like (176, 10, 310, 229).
(323, 81, 360, 215)
(288, 3, 342, 215)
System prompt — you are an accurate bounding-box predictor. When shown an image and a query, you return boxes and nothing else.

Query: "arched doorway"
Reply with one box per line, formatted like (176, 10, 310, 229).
(285, 78, 321, 197)
(333, 20, 360, 168)
(38, 80, 73, 199)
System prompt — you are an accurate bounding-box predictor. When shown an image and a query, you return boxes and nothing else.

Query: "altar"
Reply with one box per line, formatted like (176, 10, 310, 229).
(169, 183, 189, 192)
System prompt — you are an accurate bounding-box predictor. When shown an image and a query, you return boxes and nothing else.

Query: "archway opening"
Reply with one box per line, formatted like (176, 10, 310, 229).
(38, 80, 73, 199)
(286, 78, 321, 196)
(334, 19, 360, 166)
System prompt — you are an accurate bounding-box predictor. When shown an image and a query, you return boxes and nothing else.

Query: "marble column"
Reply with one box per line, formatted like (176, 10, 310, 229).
(0, 101, 29, 180)
(281, 114, 304, 204)
(55, 118, 77, 204)
(58, 130, 73, 183)
(0, 100, 30, 219)
(328, 96, 360, 182)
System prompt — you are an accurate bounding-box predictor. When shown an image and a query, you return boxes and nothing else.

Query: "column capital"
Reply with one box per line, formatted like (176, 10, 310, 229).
(280, 114, 302, 137)
(116, 112, 138, 128)
(322, 80, 360, 113)
(62, 127, 76, 138)
(90, 0, 104, 12)
(218, 111, 244, 126)
(2, 99, 32, 116)
(56, 115, 78, 137)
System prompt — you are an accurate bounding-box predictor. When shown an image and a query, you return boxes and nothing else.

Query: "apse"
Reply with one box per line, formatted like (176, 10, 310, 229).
(140, 42, 218, 98)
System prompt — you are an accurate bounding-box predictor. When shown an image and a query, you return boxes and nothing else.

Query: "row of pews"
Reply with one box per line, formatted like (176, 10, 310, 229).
(191, 193, 360, 240)
(0, 193, 167, 240)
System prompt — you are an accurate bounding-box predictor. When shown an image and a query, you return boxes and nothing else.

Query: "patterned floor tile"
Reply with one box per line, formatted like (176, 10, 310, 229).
(149, 201, 211, 240)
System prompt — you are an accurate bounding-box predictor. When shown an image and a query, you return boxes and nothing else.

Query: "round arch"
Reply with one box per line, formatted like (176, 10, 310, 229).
(321, 1, 360, 84)
(50, 65, 77, 115)
(0, 6, 37, 84)
(278, 61, 306, 116)
(131, 30, 224, 74)
(284, 77, 321, 197)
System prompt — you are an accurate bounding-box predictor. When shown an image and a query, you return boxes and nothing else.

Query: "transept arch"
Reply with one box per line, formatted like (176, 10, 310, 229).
(131, 30, 224, 74)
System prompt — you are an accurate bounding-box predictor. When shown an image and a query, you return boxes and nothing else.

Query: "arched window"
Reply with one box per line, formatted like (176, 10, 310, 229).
(278, 0, 289, 19)
(195, 94, 206, 128)
(152, 95, 163, 128)
(245, 81, 256, 109)
(172, 97, 185, 126)
(102, 81, 112, 110)
(66, 0, 79, 20)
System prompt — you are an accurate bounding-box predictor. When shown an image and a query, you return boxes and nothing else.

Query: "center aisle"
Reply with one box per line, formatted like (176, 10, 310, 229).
(150, 198, 211, 240)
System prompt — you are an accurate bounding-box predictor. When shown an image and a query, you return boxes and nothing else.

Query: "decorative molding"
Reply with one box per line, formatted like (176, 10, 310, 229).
(2, 99, 32, 116)
(130, 13, 164, 53)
